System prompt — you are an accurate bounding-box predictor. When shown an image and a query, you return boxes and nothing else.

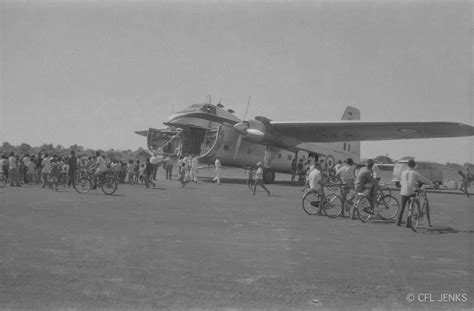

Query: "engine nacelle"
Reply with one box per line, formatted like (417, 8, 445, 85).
(234, 119, 272, 143)
(234, 117, 292, 147)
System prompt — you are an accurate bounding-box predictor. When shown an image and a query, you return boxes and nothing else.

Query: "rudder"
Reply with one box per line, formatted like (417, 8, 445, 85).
(341, 106, 360, 120)
(341, 106, 361, 163)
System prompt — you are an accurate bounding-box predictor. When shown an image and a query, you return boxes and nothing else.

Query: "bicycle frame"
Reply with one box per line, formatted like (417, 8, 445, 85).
(408, 187, 431, 230)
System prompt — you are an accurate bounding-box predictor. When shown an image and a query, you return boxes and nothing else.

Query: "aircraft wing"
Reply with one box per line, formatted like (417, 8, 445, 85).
(269, 121, 474, 142)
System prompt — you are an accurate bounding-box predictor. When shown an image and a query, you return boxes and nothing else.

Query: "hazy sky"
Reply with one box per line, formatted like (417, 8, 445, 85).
(1, 0, 472, 164)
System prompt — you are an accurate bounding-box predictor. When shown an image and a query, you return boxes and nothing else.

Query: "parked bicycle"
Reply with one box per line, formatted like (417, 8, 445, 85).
(301, 185, 343, 218)
(407, 187, 431, 232)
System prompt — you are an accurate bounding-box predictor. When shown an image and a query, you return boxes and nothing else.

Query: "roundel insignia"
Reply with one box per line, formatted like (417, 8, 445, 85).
(325, 155, 335, 169)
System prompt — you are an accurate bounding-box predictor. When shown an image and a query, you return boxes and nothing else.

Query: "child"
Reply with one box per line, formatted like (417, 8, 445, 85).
(179, 162, 187, 187)
(49, 159, 61, 191)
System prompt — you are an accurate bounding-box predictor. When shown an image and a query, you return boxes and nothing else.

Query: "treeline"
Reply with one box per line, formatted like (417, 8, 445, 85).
(2, 141, 473, 168)
(0, 142, 151, 161)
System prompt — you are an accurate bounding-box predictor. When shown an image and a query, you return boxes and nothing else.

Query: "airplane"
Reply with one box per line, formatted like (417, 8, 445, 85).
(135, 101, 474, 183)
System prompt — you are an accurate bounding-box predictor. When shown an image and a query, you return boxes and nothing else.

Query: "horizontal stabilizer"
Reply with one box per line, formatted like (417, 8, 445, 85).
(135, 130, 148, 137)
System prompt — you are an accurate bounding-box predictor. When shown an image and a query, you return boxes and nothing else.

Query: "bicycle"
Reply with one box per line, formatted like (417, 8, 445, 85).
(378, 183, 392, 197)
(330, 182, 356, 217)
(352, 186, 400, 222)
(301, 185, 343, 218)
(322, 172, 340, 192)
(407, 187, 431, 232)
(74, 168, 118, 195)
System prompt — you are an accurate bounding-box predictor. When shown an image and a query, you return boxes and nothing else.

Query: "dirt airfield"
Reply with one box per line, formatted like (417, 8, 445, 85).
(0, 177, 472, 310)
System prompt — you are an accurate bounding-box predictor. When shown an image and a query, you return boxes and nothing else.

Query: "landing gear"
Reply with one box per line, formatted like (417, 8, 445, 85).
(263, 167, 275, 184)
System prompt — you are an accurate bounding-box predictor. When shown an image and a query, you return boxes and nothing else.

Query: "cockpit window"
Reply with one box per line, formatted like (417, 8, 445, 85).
(200, 104, 216, 115)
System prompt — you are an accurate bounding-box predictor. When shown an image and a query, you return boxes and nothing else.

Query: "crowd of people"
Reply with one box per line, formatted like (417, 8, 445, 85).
(2, 150, 471, 209)
(299, 155, 442, 228)
(0, 150, 207, 190)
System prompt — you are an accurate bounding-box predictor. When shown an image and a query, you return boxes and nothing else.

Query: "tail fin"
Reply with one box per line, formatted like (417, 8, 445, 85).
(341, 106, 360, 120)
(341, 106, 361, 162)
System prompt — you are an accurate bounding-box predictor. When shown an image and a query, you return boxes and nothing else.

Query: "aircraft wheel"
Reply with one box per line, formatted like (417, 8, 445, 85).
(263, 168, 275, 184)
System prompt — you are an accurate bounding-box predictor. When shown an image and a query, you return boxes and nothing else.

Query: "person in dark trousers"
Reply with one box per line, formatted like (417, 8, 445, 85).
(397, 159, 434, 227)
(291, 158, 297, 182)
(165, 156, 174, 180)
(145, 157, 156, 188)
(458, 168, 472, 198)
(178, 162, 187, 187)
(354, 159, 379, 214)
(67, 150, 77, 187)
(297, 158, 304, 181)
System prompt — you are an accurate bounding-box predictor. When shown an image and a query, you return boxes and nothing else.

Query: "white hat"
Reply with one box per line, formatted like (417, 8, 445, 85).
(256, 162, 262, 166)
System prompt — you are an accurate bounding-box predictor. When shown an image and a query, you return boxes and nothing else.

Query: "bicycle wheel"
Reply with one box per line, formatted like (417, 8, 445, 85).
(101, 176, 118, 195)
(409, 199, 421, 232)
(357, 197, 372, 223)
(302, 191, 322, 215)
(74, 177, 92, 194)
(323, 194, 343, 218)
(377, 195, 400, 220)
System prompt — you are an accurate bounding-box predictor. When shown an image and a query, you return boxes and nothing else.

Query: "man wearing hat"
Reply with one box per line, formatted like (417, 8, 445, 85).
(253, 162, 270, 196)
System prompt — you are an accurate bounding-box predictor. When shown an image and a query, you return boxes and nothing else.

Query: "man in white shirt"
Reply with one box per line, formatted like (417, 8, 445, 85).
(336, 158, 357, 204)
(41, 154, 52, 188)
(22, 155, 31, 184)
(397, 159, 434, 227)
(214, 156, 221, 185)
(333, 160, 342, 174)
(308, 163, 324, 215)
(187, 155, 193, 172)
(93, 152, 108, 189)
(191, 155, 199, 182)
(9, 152, 20, 187)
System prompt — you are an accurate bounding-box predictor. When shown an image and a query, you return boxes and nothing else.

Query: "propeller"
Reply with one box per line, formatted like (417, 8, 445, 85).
(233, 96, 251, 159)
